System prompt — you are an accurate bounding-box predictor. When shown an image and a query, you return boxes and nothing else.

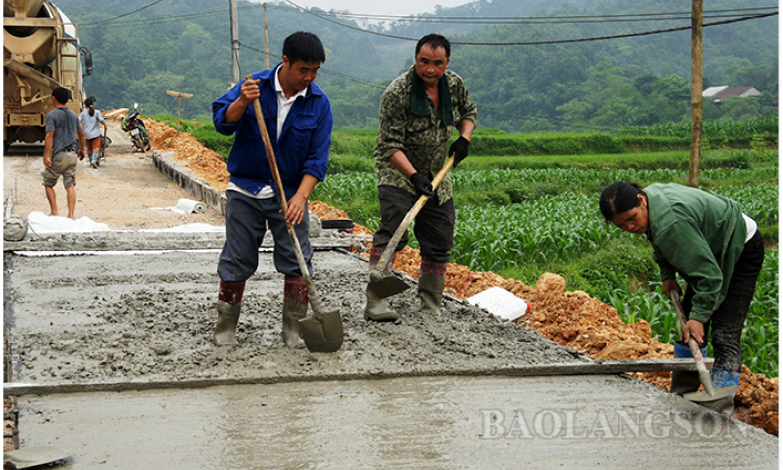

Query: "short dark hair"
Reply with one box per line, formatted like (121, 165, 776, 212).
(282, 31, 325, 65)
(52, 87, 70, 105)
(416, 34, 451, 58)
(599, 182, 645, 222)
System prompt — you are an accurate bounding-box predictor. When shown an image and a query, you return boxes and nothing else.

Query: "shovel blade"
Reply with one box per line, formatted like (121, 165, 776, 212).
(682, 385, 738, 403)
(299, 309, 344, 353)
(368, 270, 410, 299)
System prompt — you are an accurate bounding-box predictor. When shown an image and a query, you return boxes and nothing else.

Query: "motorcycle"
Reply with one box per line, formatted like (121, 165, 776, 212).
(120, 103, 151, 152)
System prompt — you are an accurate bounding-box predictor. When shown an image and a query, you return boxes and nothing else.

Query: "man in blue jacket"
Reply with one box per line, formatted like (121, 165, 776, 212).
(211, 31, 332, 347)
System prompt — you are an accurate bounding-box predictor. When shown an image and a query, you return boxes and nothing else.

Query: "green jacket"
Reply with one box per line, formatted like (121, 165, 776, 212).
(373, 66, 477, 203)
(645, 183, 747, 323)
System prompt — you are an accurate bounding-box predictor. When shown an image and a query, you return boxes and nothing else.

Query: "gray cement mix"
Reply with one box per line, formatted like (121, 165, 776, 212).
(6, 250, 580, 385)
(4, 249, 779, 468)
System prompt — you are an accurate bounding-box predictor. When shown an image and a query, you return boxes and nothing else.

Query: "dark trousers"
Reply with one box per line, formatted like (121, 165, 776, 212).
(682, 230, 765, 373)
(218, 190, 312, 282)
(372, 185, 455, 263)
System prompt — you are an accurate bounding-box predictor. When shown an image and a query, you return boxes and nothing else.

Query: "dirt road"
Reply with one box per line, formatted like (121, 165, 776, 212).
(3, 120, 225, 230)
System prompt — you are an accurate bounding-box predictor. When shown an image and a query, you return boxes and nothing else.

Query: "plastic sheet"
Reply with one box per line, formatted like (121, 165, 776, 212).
(26, 211, 111, 234)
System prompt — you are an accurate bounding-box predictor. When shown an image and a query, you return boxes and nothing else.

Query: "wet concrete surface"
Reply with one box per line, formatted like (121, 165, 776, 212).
(15, 375, 779, 469)
(5, 249, 779, 468)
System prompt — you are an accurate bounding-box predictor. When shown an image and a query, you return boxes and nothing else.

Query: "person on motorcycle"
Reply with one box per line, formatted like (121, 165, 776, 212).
(211, 31, 333, 347)
(80, 97, 106, 168)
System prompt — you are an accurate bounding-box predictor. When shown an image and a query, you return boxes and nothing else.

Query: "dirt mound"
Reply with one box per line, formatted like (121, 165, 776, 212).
(140, 117, 778, 436)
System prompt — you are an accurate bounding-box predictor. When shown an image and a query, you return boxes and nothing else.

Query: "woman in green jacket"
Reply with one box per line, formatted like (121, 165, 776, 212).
(599, 182, 764, 414)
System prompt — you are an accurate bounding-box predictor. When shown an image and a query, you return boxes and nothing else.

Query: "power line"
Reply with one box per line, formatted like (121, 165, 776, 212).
(80, 0, 168, 26)
(456, 12, 779, 46)
(282, 0, 777, 46)
(304, 6, 779, 25)
(238, 43, 388, 89)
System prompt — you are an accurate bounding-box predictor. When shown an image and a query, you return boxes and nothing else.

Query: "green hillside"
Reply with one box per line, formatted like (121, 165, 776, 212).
(54, 0, 778, 132)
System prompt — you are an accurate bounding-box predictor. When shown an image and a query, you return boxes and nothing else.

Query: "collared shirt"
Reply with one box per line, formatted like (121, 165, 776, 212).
(373, 66, 477, 204)
(644, 183, 749, 323)
(213, 62, 332, 201)
(227, 65, 309, 199)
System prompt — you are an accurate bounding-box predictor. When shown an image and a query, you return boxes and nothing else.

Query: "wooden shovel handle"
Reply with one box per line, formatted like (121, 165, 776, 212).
(669, 290, 717, 397)
(245, 76, 327, 312)
(375, 155, 455, 271)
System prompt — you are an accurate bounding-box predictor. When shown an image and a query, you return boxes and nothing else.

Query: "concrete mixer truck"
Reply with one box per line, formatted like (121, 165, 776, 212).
(3, 0, 92, 152)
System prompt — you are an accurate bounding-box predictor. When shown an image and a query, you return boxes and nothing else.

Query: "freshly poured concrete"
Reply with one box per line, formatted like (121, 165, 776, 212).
(5, 249, 778, 468)
(16, 376, 778, 469)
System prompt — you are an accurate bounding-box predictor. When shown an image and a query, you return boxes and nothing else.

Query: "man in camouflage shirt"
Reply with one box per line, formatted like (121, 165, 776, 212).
(365, 34, 477, 322)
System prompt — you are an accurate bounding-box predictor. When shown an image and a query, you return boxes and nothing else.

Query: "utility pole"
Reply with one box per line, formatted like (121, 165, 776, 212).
(264, 3, 270, 69)
(688, 0, 703, 188)
(229, 0, 240, 85)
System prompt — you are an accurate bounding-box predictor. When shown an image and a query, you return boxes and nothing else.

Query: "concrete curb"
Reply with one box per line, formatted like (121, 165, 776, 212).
(152, 151, 227, 215)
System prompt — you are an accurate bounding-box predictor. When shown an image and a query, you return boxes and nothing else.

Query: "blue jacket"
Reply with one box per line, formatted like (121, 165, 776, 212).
(212, 64, 332, 200)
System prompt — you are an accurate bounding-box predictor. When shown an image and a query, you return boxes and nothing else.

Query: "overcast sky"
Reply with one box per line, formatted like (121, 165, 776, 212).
(281, 0, 471, 17)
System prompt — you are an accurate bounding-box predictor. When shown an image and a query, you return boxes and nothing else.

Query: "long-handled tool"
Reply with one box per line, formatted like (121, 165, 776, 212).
(247, 76, 342, 353)
(367, 155, 455, 299)
(668, 291, 736, 402)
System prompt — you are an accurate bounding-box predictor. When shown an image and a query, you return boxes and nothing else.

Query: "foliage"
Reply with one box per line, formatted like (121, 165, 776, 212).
(311, 144, 778, 376)
(53, 0, 777, 133)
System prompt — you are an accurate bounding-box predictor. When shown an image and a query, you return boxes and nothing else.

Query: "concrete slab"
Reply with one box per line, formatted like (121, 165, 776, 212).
(15, 375, 777, 469)
(4, 249, 778, 468)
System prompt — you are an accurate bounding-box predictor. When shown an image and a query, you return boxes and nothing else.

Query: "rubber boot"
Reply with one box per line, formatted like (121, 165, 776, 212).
(702, 369, 740, 416)
(282, 275, 309, 347)
(364, 246, 400, 322)
(670, 340, 708, 395)
(214, 301, 241, 346)
(214, 280, 245, 346)
(89, 151, 98, 168)
(418, 257, 447, 315)
(93, 151, 100, 167)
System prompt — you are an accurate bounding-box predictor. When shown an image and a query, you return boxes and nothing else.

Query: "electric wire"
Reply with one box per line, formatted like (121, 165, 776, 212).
(79, 0, 168, 26)
(282, 0, 777, 45)
(238, 43, 388, 89)
(304, 6, 779, 25)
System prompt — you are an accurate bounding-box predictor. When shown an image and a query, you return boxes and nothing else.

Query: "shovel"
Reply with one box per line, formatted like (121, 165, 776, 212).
(668, 290, 736, 402)
(367, 155, 455, 299)
(246, 76, 343, 353)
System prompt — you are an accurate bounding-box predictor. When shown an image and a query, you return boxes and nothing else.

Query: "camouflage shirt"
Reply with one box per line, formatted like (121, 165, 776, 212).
(373, 66, 477, 203)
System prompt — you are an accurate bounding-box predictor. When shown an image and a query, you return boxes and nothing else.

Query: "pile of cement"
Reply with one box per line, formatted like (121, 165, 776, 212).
(6, 249, 579, 387)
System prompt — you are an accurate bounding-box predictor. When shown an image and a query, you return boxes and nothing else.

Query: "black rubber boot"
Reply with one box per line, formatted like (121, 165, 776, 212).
(282, 275, 309, 347)
(364, 246, 400, 322)
(418, 257, 447, 315)
(670, 340, 708, 395)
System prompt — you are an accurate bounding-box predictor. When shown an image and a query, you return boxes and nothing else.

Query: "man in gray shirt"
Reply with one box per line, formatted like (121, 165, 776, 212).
(42, 87, 86, 219)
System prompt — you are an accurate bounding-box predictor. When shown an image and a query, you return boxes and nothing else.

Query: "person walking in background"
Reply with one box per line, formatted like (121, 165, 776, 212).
(42, 87, 86, 219)
(364, 34, 477, 322)
(80, 97, 106, 168)
(211, 31, 332, 347)
(599, 181, 765, 415)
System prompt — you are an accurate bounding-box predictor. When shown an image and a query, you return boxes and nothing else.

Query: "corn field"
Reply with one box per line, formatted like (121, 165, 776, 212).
(617, 116, 778, 140)
(314, 163, 778, 376)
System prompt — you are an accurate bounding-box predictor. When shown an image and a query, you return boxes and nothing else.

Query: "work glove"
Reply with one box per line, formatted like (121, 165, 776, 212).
(449, 136, 470, 167)
(410, 172, 435, 198)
